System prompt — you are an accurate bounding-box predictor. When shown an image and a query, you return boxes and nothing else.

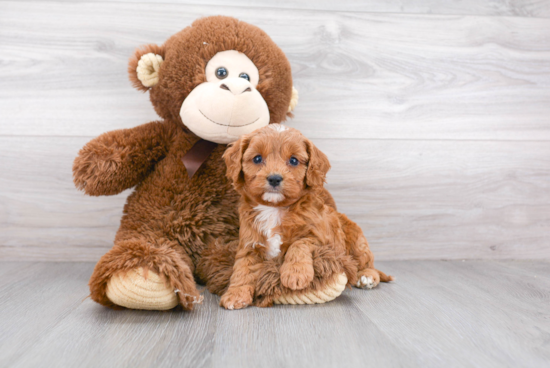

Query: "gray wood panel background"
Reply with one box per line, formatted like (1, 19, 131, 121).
(1, 1, 549, 261)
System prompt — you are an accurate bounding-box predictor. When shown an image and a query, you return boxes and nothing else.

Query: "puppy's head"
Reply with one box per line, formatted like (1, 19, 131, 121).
(223, 124, 330, 206)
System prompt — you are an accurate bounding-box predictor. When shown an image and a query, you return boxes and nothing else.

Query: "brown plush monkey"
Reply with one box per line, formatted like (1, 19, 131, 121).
(73, 16, 347, 310)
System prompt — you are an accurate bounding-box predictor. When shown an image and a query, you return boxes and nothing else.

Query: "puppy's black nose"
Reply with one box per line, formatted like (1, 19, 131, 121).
(267, 175, 283, 187)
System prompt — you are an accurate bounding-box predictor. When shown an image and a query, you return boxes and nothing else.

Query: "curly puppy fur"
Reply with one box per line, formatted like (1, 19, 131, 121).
(75, 16, 295, 310)
(218, 125, 393, 309)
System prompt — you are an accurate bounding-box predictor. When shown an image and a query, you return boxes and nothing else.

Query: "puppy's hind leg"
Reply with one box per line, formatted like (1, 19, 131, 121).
(354, 235, 395, 289)
(339, 213, 394, 289)
(356, 268, 395, 289)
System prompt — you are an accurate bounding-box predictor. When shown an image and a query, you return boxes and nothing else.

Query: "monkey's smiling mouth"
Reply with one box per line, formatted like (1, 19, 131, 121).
(199, 110, 260, 127)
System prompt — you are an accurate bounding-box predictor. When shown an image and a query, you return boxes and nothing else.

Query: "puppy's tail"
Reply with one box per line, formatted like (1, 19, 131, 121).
(377, 269, 395, 283)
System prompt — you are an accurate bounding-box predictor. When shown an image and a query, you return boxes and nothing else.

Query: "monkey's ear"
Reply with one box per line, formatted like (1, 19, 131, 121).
(223, 135, 252, 191)
(128, 44, 165, 92)
(305, 138, 331, 189)
(287, 86, 299, 113)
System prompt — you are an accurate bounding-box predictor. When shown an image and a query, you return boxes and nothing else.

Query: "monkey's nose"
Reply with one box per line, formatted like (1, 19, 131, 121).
(267, 175, 283, 187)
(219, 79, 252, 95)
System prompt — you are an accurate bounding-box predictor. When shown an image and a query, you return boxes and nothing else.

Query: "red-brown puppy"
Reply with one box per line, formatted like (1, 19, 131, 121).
(220, 124, 393, 309)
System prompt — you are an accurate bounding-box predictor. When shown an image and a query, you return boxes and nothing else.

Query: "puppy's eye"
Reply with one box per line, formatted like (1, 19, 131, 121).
(289, 157, 299, 166)
(216, 67, 228, 79)
(253, 155, 263, 164)
(239, 73, 250, 81)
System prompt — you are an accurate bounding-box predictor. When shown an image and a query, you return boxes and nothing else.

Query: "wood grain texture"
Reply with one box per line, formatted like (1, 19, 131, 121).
(320, 139, 550, 260)
(6, 0, 549, 18)
(0, 137, 127, 261)
(1, 261, 550, 367)
(1, 136, 548, 261)
(0, 262, 93, 367)
(9, 271, 220, 367)
(1, 1, 549, 261)
(352, 260, 550, 367)
(1, 2, 550, 140)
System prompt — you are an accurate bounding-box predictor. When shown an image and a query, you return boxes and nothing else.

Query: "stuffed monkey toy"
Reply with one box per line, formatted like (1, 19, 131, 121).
(73, 16, 349, 310)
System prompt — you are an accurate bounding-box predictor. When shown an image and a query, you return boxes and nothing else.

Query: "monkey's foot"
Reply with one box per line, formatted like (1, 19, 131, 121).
(106, 267, 179, 310)
(273, 273, 347, 305)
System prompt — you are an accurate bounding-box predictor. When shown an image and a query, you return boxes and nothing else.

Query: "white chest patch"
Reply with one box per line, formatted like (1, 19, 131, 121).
(253, 204, 285, 259)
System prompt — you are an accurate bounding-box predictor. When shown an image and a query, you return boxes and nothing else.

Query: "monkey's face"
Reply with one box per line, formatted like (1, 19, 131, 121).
(128, 16, 297, 144)
(180, 50, 270, 144)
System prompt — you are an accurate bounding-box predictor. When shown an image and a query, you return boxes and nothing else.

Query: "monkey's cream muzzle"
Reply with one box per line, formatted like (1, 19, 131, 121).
(179, 50, 270, 144)
(180, 77, 270, 144)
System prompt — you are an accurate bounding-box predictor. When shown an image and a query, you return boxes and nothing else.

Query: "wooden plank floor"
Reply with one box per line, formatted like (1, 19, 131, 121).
(1, 261, 549, 368)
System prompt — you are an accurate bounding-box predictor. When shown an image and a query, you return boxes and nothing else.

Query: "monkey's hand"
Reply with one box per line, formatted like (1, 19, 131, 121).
(73, 121, 172, 196)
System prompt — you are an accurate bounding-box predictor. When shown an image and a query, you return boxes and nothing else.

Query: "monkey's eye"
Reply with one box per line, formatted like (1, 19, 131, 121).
(253, 155, 263, 164)
(289, 157, 299, 166)
(239, 73, 250, 81)
(216, 67, 228, 79)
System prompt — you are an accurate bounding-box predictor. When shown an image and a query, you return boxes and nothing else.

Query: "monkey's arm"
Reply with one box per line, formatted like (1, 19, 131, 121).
(73, 121, 173, 196)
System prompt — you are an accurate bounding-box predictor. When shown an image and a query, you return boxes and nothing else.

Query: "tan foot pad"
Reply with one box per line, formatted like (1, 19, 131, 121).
(273, 273, 347, 305)
(106, 267, 178, 310)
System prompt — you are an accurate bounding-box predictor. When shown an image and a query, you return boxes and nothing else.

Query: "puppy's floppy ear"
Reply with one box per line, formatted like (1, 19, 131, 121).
(128, 44, 166, 92)
(223, 135, 251, 190)
(305, 138, 331, 189)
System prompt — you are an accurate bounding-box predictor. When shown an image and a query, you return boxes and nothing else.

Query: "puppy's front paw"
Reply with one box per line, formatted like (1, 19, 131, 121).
(220, 287, 253, 310)
(280, 262, 314, 290)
